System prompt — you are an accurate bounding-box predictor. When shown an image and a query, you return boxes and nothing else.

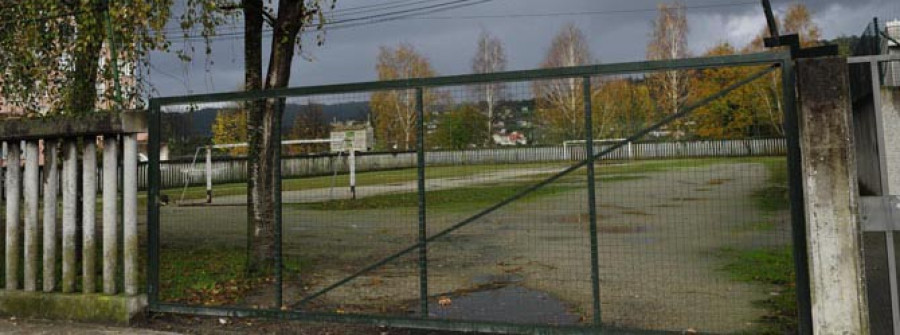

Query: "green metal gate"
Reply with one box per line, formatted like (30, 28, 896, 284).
(146, 51, 811, 334)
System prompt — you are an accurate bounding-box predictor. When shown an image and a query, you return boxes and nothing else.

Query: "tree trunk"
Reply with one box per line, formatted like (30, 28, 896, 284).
(246, 0, 304, 274)
(243, 0, 269, 274)
(66, 1, 105, 114)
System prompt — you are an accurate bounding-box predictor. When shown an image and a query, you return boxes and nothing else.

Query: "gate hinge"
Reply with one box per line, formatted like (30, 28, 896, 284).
(859, 195, 900, 232)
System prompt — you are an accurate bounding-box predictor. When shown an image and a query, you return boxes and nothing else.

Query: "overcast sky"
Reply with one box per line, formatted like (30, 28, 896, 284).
(145, 0, 900, 98)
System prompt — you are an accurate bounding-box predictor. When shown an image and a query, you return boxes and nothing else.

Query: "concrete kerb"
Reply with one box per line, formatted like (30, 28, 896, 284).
(0, 290, 147, 325)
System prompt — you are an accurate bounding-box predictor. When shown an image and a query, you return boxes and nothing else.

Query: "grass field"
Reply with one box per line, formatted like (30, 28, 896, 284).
(155, 156, 796, 333)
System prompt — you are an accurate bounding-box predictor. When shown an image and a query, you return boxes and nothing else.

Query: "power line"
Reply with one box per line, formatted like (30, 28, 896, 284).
(405, 1, 759, 20)
(159, 0, 757, 42)
(160, 0, 494, 42)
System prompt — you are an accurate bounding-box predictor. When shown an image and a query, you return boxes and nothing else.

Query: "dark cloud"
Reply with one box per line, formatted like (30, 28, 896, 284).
(147, 0, 900, 98)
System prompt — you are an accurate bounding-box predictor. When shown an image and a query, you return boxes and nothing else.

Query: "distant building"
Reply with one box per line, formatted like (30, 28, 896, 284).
(887, 19, 900, 86)
(0, 46, 136, 116)
(492, 131, 528, 146)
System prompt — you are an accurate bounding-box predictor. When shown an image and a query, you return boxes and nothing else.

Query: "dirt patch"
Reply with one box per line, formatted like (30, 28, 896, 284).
(140, 313, 467, 335)
(707, 178, 733, 185)
(597, 225, 647, 234)
(670, 197, 706, 202)
(555, 213, 608, 223)
(620, 210, 652, 216)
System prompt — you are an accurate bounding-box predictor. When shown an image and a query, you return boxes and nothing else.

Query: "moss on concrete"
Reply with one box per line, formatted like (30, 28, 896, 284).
(0, 290, 146, 325)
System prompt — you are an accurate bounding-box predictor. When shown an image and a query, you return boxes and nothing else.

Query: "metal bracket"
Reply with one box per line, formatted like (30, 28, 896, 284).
(859, 195, 900, 232)
(760, 0, 839, 59)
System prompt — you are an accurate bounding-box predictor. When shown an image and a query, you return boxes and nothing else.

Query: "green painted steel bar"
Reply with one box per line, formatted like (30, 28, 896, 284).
(147, 100, 161, 305)
(780, 60, 813, 335)
(150, 52, 789, 106)
(274, 99, 284, 309)
(583, 76, 602, 326)
(415, 87, 428, 318)
(151, 302, 691, 335)
(102, 0, 124, 107)
(296, 64, 781, 306)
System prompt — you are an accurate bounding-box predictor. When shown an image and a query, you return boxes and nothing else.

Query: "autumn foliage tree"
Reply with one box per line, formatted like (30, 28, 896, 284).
(212, 106, 249, 156)
(471, 30, 508, 142)
(689, 43, 762, 139)
(432, 105, 489, 150)
(592, 78, 655, 139)
(0, 0, 171, 115)
(646, 1, 690, 138)
(370, 43, 439, 150)
(742, 3, 822, 136)
(533, 23, 595, 143)
(288, 103, 332, 154)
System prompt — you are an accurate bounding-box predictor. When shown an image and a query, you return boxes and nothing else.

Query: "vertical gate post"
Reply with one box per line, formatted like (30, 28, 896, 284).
(83, 139, 97, 293)
(23, 140, 39, 291)
(415, 87, 428, 318)
(123, 134, 138, 295)
(796, 57, 869, 334)
(783, 59, 814, 335)
(5, 142, 20, 290)
(583, 76, 602, 325)
(102, 136, 118, 295)
(62, 140, 78, 293)
(42, 140, 59, 292)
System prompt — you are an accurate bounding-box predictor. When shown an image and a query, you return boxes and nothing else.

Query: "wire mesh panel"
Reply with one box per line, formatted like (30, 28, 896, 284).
(421, 80, 593, 326)
(591, 69, 795, 333)
(155, 103, 263, 308)
(147, 52, 803, 334)
(279, 92, 420, 316)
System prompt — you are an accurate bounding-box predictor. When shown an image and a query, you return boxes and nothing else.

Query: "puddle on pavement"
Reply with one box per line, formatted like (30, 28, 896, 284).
(419, 285, 581, 325)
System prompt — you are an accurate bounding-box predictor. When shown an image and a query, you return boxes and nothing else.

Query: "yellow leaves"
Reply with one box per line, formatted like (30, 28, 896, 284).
(438, 296, 452, 307)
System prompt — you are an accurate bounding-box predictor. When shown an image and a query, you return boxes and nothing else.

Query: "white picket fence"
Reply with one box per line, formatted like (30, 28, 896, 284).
(143, 137, 786, 190)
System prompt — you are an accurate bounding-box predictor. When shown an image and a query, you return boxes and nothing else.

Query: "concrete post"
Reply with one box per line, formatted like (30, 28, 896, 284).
(42, 140, 59, 292)
(102, 136, 118, 295)
(205, 146, 212, 203)
(123, 134, 138, 295)
(61, 140, 78, 293)
(23, 141, 39, 291)
(82, 140, 97, 293)
(5, 142, 20, 290)
(796, 57, 869, 334)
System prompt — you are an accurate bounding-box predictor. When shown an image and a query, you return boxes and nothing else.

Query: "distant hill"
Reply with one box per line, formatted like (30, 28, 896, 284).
(165, 101, 371, 138)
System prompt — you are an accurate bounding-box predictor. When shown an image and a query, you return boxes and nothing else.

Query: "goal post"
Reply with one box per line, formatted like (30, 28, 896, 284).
(184, 138, 359, 204)
(562, 138, 633, 161)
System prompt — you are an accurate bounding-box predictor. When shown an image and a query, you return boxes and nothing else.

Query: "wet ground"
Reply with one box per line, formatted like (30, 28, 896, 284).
(422, 285, 581, 325)
(154, 159, 792, 333)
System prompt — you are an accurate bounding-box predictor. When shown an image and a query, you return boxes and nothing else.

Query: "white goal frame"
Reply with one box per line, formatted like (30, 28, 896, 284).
(178, 138, 359, 204)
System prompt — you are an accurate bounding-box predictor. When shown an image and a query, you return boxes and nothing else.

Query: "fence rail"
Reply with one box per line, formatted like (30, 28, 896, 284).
(147, 138, 786, 189)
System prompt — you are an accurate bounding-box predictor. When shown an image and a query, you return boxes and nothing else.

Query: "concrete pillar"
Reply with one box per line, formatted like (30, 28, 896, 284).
(61, 140, 77, 293)
(5, 142, 20, 290)
(205, 146, 212, 203)
(123, 134, 138, 295)
(82, 139, 97, 293)
(797, 57, 869, 334)
(23, 141, 39, 291)
(42, 140, 59, 292)
(102, 136, 118, 295)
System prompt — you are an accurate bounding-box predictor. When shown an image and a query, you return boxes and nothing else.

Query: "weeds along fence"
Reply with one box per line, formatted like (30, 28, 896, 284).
(144, 137, 785, 189)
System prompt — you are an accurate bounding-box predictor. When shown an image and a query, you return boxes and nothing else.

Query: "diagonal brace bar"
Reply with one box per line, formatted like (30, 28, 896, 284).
(296, 64, 781, 306)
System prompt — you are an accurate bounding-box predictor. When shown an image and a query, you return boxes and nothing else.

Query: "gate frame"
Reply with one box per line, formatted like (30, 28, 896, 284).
(146, 50, 811, 334)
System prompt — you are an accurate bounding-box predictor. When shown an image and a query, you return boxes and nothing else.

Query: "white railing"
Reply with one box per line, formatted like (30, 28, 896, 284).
(147, 137, 786, 190)
(0, 112, 143, 296)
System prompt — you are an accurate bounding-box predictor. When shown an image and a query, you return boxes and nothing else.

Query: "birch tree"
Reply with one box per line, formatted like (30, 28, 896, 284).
(646, 1, 690, 138)
(370, 43, 437, 150)
(471, 30, 507, 142)
(0, 0, 172, 115)
(533, 23, 593, 143)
